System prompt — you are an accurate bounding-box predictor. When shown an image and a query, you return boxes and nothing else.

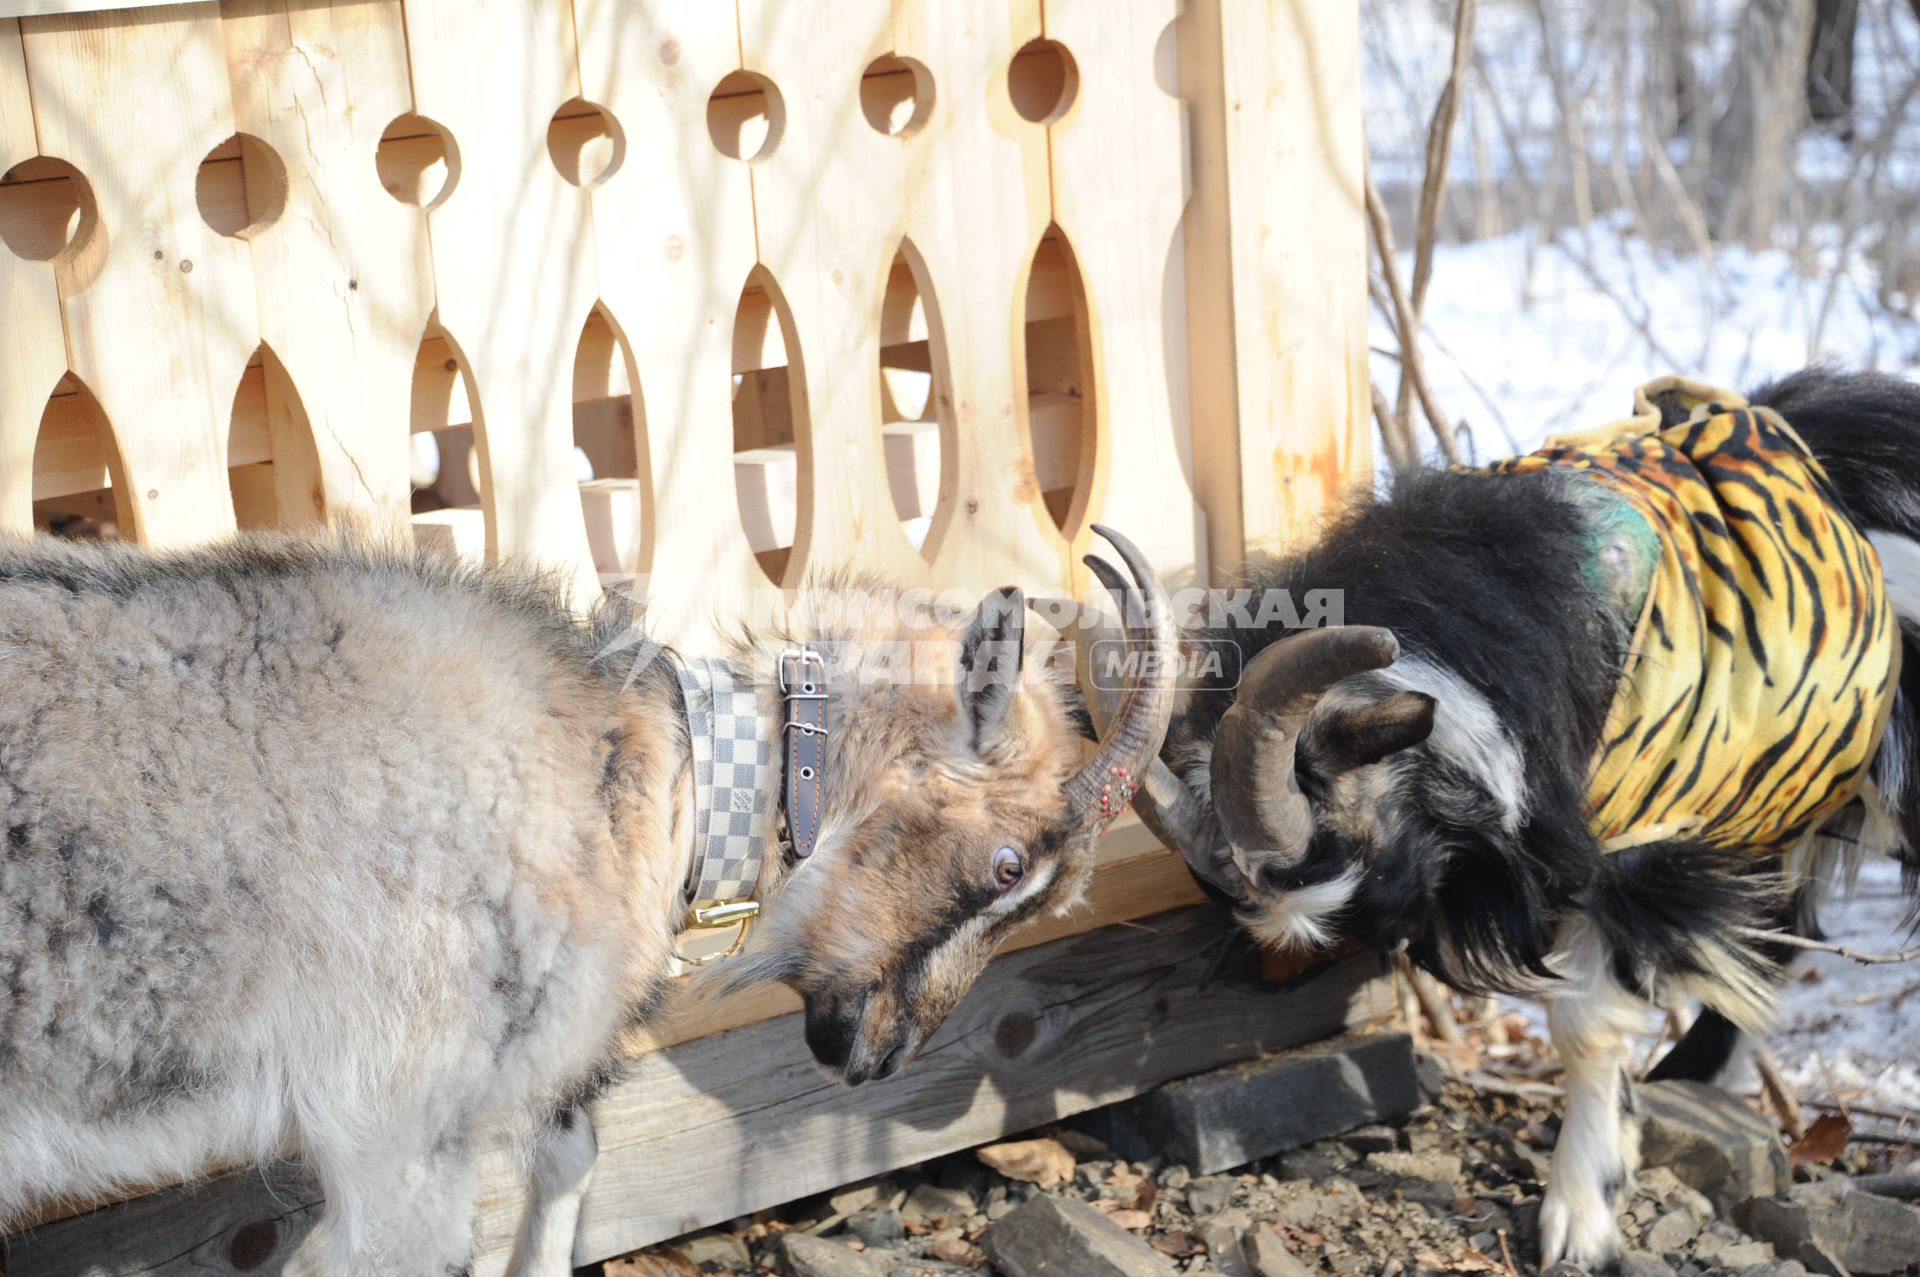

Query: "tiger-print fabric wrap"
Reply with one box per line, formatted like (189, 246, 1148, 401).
(1492, 377, 1903, 854)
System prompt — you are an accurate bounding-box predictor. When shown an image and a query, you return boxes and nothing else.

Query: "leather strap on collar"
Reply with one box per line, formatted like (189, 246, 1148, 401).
(780, 650, 828, 859)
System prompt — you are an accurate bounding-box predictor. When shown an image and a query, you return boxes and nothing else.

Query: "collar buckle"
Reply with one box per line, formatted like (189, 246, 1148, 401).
(673, 899, 760, 967)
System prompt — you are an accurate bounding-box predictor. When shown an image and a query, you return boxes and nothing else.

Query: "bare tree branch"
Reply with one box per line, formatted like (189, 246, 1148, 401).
(1735, 926, 1920, 965)
(1366, 168, 1464, 467)
(1397, 0, 1480, 428)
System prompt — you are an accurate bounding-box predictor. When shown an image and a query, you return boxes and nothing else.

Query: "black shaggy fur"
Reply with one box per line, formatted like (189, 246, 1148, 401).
(1167, 368, 1920, 1015)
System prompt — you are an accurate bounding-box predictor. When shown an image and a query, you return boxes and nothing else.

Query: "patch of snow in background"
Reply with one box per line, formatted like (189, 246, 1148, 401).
(1376, 219, 1920, 460)
(1765, 857, 1920, 1117)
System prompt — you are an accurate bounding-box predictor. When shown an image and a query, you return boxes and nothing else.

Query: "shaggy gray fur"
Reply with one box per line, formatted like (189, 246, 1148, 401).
(0, 533, 680, 1273)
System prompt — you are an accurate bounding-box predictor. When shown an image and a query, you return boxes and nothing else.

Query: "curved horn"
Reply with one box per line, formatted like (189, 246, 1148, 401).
(1052, 581, 1236, 895)
(1063, 526, 1180, 835)
(1209, 626, 1402, 864)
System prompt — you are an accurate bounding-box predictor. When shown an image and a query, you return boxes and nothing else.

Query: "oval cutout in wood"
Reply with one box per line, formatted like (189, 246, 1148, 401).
(860, 55, 934, 138)
(0, 157, 96, 262)
(1008, 38, 1078, 124)
(732, 265, 804, 583)
(707, 71, 785, 163)
(1023, 226, 1097, 535)
(376, 114, 459, 209)
(32, 373, 130, 540)
(548, 99, 625, 189)
(407, 329, 487, 563)
(195, 133, 288, 239)
(878, 240, 951, 559)
(228, 345, 325, 531)
(575, 304, 647, 576)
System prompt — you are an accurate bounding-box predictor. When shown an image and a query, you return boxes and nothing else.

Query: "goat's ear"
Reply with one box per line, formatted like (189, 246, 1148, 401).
(1303, 691, 1436, 774)
(958, 586, 1025, 750)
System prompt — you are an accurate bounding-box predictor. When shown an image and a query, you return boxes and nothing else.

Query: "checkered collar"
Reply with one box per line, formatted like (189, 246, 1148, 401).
(674, 656, 779, 915)
(671, 650, 831, 957)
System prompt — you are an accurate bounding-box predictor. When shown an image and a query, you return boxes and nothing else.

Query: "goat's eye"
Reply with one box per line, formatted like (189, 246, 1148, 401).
(992, 845, 1025, 891)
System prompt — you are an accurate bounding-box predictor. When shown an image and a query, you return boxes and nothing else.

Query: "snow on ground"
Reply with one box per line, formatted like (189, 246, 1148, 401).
(1767, 857, 1920, 1119)
(1374, 219, 1920, 461)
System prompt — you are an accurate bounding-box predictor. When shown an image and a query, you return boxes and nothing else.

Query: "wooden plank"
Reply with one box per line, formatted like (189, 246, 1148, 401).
(6, 916, 1392, 1275)
(896, 0, 1076, 599)
(569, 0, 762, 640)
(22, 3, 257, 547)
(734, 405, 1081, 554)
(1047, 0, 1207, 587)
(0, 1, 174, 17)
(0, 18, 67, 534)
(1180, 0, 1371, 570)
(411, 505, 486, 561)
(579, 476, 642, 575)
(734, 0, 928, 589)
(403, 0, 598, 601)
(631, 831, 1207, 1052)
(14, 262, 1077, 508)
(217, 0, 433, 533)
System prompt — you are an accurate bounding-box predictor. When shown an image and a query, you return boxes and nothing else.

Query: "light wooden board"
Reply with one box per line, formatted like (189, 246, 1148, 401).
(4, 915, 1392, 1275)
(736, 0, 929, 590)
(1180, 0, 1372, 573)
(897, 0, 1076, 599)
(569, 0, 762, 640)
(403, 0, 598, 602)
(22, 3, 259, 547)
(217, 0, 432, 533)
(0, 1, 174, 17)
(0, 18, 68, 534)
(1046, 0, 1206, 588)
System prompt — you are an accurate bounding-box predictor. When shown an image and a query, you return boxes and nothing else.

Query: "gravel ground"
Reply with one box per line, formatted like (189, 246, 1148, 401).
(584, 1069, 1919, 1277)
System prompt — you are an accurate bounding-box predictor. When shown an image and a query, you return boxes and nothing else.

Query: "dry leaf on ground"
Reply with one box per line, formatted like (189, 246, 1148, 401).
(976, 1137, 1075, 1187)
(604, 1249, 700, 1277)
(1788, 1111, 1853, 1166)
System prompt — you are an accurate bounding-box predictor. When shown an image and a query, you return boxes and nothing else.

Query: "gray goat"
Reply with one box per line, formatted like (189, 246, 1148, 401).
(0, 527, 1175, 1275)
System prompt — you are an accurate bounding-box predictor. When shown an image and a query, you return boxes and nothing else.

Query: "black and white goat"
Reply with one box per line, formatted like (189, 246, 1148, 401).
(0, 527, 1176, 1274)
(1129, 369, 1920, 1269)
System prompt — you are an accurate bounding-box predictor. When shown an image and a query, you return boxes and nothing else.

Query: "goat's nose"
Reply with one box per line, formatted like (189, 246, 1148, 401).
(873, 1040, 912, 1082)
(803, 986, 874, 1077)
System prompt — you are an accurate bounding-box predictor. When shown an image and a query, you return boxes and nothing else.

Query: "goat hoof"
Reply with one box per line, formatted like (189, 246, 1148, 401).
(1539, 1186, 1621, 1271)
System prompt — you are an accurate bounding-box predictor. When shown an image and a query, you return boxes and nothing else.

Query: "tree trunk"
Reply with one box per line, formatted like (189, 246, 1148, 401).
(1654, 0, 1698, 138)
(1709, 0, 1817, 247)
(1806, 0, 1859, 128)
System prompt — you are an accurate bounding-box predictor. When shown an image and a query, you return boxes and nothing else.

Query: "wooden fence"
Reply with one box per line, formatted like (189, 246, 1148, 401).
(0, 0, 1373, 1272)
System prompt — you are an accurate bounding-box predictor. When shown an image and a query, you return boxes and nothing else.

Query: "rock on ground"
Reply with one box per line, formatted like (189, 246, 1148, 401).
(586, 1060, 1916, 1277)
(777, 1233, 890, 1277)
(1638, 1079, 1791, 1214)
(1743, 1181, 1920, 1276)
(982, 1193, 1174, 1277)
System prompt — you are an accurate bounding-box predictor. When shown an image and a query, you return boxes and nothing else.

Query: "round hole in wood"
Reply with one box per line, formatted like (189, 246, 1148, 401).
(1008, 38, 1078, 124)
(376, 114, 459, 209)
(860, 55, 934, 138)
(548, 98, 625, 189)
(0, 157, 96, 262)
(707, 70, 785, 163)
(196, 133, 288, 239)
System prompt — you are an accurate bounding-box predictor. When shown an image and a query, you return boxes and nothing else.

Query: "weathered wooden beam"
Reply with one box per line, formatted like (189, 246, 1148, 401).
(3, 914, 1391, 1276)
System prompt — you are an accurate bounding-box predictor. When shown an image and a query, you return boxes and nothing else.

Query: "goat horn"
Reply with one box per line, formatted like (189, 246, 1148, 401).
(1208, 626, 1401, 863)
(1057, 587, 1219, 867)
(1235, 626, 1400, 719)
(1063, 526, 1180, 836)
